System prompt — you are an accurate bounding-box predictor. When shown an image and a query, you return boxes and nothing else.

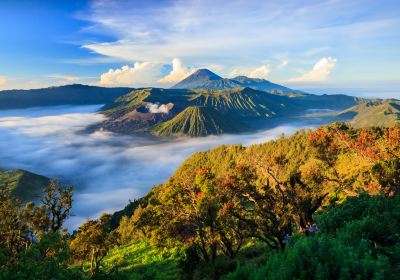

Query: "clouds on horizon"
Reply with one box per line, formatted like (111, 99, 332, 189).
(46, 74, 81, 84)
(0, 0, 399, 89)
(0, 76, 7, 87)
(288, 57, 337, 83)
(158, 58, 194, 83)
(78, 0, 399, 84)
(99, 61, 162, 86)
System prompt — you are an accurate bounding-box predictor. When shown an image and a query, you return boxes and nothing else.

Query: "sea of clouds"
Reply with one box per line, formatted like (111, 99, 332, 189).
(0, 105, 335, 229)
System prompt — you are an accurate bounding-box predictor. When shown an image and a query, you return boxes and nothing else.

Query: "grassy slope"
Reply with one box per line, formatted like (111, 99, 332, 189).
(339, 100, 400, 128)
(188, 88, 298, 118)
(102, 239, 183, 280)
(101, 239, 269, 280)
(0, 169, 50, 201)
(100, 87, 359, 137)
(151, 106, 243, 137)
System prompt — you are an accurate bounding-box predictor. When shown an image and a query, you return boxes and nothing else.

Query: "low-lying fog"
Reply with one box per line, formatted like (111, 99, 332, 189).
(0, 105, 338, 229)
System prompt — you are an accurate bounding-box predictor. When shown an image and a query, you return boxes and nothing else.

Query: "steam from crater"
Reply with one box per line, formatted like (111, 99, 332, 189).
(145, 102, 171, 114)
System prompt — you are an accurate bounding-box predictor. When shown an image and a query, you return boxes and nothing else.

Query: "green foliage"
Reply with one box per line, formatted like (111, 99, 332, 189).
(99, 85, 358, 137)
(225, 194, 400, 280)
(70, 214, 120, 276)
(338, 99, 400, 128)
(0, 234, 82, 280)
(152, 106, 243, 137)
(100, 239, 183, 280)
(0, 84, 131, 110)
(3, 124, 400, 279)
(0, 183, 77, 279)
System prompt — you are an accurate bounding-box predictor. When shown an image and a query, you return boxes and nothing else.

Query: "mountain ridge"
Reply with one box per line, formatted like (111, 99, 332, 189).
(0, 84, 133, 110)
(171, 68, 300, 93)
(93, 86, 359, 137)
(338, 99, 400, 128)
(151, 106, 243, 137)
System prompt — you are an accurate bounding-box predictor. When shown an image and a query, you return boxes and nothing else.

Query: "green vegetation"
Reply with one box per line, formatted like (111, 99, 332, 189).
(152, 106, 243, 137)
(339, 99, 400, 128)
(98, 85, 358, 137)
(2, 123, 400, 279)
(0, 84, 132, 109)
(0, 180, 76, 279)
(101, 239, 183, 280)
(225, 193, 400, 280)
(0, 169, 50, 201)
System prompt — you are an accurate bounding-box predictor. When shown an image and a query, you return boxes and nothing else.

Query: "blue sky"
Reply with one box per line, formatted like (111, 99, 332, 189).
(0, 0, 399, 93)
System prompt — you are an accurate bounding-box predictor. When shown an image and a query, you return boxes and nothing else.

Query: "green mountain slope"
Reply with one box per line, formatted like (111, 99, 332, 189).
(0, 84, 133, 110)
(338, 99, 400, 128)
(0, 169, 50, 201)
(94, 85, 359, 137)
(152, 106, 242, 137)
(188, 87, 299, 118)
(101, 239, 182, 279)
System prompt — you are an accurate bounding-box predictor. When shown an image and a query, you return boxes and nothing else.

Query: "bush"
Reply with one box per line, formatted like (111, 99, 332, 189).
(225, 194, 400, 280)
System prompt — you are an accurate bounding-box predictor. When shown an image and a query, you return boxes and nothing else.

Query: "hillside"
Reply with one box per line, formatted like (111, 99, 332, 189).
(3, 124, 400, 279)
(0, 84, 133, 109)
(94, 87, 359, 137)
(151, 106, 242, 137)
(93, 87, 303, 136)
(338, 99, 400, 128)
(95, 84, 358, 137)
(0, 169, 50, 201)
(98, 124, 400, 279)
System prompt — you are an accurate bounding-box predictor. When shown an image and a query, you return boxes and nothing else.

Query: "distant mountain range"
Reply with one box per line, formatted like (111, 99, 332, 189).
(171, 69, 299, 94)
(0, 84, 133, 109)
(0, 69, 397, 137)
(93, 70, 359, 137)
(338, 99, 400, 128)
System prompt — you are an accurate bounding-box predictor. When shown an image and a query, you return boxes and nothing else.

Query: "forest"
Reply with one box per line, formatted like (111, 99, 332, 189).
(1, 122, 400, 279)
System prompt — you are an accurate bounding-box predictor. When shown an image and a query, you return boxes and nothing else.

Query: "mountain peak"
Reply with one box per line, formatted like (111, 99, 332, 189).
(190, 69, 222, 80)
(171, 69, 223, 89)
(171, 69, 248, 90)
(171, 68, 297, 93)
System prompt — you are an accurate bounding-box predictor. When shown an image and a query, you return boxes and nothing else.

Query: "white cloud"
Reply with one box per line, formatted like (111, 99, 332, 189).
(99, 62, 162, 86)
(229, 64, 271, 79)
(288, 57, 337, 82)
(46, 74, 80, 83)
(277, 58, 288, 69)
(249, 65, 271, 78)
(146, 103, 171, 114)
(79, 0, 398, 74)
(0, 76, 7, 86)
(158, 58, 194, 83)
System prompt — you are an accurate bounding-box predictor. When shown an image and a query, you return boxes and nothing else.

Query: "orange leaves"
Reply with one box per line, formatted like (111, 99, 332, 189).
(196, 167, 213, 178)
(219, 201, 233, 217)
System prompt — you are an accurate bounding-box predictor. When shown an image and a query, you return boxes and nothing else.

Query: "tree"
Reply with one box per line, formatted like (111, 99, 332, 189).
(42, 180, 73, 233)
(70, 214, 119, 275)
(0, 181, 78, 279)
